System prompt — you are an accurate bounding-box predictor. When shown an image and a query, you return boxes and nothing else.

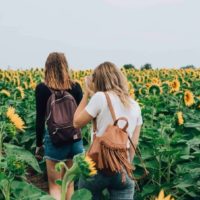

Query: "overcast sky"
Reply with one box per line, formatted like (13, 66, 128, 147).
(0, 0, 199, 70)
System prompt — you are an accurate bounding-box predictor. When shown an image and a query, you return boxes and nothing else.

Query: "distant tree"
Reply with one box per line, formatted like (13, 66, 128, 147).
(181, 65, 195, 69)
(141, 63, 152, 70)
(123, 64, 135, 70)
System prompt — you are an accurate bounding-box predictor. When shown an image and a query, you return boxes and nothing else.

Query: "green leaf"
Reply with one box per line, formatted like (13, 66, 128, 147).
(71, 189, 92, 200)
(11, 180, 48, 200)
(39, 195, 55, 200)
(180, 155, 195, 160)
(141, 184, 157, 197)
(3, 143, 41, 173)
(55, 179, 62, 186)
(184, 123, 200, 131)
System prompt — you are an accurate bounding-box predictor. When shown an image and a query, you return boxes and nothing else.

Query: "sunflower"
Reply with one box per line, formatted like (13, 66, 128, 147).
(149, 84, 163, 95)
(76, 154, 97, 177)
(146, 83, 151, 88)
(55, 154, 97, 200)
(184, 90, 194, 107)
(17, 86, 25, 99)
(30, 81, 37, 90)
(84, 156, 97, 176)
(177, 112, 184, 125)
(17, 77, 20, 86)
(129, 88, 135, 99)
(6, 106, 26, 132)
(155, 189, 175, 200)
(0, 89, 11, 97)
(6, 106, 15, 118)
(128, 81, 133, 90)
(151, 78, 161, 85)
(170, 79, 180, 92)
(23, 81, 28, 89)
(56, 153, 97, 178)
(135, 75, 142, 83)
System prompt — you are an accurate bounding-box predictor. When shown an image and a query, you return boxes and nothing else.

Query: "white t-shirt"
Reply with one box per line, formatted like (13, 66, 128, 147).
(85, 91, 143, 142)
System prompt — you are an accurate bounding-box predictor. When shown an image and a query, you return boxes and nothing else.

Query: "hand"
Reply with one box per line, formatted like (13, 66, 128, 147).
(84, 76, 94, 96)
(35, 146, 44, 160)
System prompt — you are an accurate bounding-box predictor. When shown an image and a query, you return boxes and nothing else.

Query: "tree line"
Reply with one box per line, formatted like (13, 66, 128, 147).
(123, 64, 196, 70)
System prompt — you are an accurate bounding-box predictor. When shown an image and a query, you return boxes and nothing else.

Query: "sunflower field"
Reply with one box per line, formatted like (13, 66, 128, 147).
(0, 68, 200, 200)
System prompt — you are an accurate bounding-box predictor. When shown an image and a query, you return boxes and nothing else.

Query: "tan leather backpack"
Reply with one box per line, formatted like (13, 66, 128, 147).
(87, 92, 148, 181)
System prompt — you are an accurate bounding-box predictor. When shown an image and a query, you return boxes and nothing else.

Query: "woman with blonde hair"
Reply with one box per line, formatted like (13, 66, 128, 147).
(35, 52, 84, 200)
(74, 62, 143, 200)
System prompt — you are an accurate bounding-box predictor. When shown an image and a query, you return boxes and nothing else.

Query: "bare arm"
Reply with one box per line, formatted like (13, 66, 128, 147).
(73, 91, 93, 128)
(129, 125, 142, 161)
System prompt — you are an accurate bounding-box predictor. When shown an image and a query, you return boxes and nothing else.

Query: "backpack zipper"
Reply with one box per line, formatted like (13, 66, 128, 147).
(52, 125, 73, 135)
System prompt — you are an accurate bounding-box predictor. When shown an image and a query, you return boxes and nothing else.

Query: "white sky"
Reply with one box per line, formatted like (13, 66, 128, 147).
(0, 0, 199, 69)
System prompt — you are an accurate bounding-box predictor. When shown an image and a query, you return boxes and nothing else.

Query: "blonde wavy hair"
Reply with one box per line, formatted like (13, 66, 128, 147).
(92, 62, 131, 107)
(44, 52, 73, 90)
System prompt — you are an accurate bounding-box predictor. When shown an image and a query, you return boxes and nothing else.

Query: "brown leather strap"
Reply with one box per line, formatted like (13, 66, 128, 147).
(104, 92, 117, 121)
(114, 117, 129, 132)
(128, 135, 149, 180)
(93, 92, 116, 133)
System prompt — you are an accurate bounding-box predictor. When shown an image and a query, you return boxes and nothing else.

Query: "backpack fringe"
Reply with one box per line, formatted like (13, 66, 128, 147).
(98, 141, 133, 178)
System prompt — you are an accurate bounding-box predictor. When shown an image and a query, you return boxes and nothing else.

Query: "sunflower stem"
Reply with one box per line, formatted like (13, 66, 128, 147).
(61, 172, 69, 200)
(0, 122, 5, 157)
(158, 154, 161, 185)
(60, 164, 79, 200)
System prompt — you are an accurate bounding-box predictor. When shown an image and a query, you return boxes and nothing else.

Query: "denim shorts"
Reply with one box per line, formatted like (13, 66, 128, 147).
(79, 171, 135, 200)
(44, 132, 84, 161)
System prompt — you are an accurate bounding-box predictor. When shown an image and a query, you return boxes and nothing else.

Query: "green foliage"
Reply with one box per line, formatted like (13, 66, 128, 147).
(1, 68, 200, 199)
(71, 189, 92, 200)
(141, 63, 153, 70)
(123, 64, 135, 70)
(4, 143, 42, 173)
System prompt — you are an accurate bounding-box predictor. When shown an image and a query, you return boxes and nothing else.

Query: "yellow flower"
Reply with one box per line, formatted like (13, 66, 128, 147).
(146, 83, 151, 88)
(128, 81, 133, 90)
(129, 88, 135, 99)
(6, 106, 26, 132)
(135, 75, 142, 83)
(177, 112, 184, 125)
(84, 156, 97, 176)
(155, 189, 175, 200)
(30, 81, 36, 90)
(23, 81, 28, 89)
(17, 77, 20, 86)
(0, 89, 11, 97)
(6, 106, 16, 118)
(170, 79, 180, 92)
(184, 90, 194, 107)
(17, 86, 25, 99)
(152, 78, 161, 85)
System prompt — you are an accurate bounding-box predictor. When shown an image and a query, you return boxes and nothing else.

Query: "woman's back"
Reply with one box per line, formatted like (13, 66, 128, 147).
(85, 91, 142, 140)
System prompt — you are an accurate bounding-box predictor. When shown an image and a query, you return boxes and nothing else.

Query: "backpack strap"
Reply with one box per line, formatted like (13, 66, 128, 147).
(93, 92, 129, 132)
(128, 135, 149, 180)
(93, 92, 116, 133)
(104, 92, 117, 121)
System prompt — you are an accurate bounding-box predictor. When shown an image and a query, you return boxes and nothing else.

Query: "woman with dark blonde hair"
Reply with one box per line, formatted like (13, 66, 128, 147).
(35, 52, 84, 200)
(74, 62, 143, 200)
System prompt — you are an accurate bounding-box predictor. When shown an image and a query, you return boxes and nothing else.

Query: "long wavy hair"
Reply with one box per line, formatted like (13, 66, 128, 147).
(44, 52, 72, 90)
(92, 62, 131, 107)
